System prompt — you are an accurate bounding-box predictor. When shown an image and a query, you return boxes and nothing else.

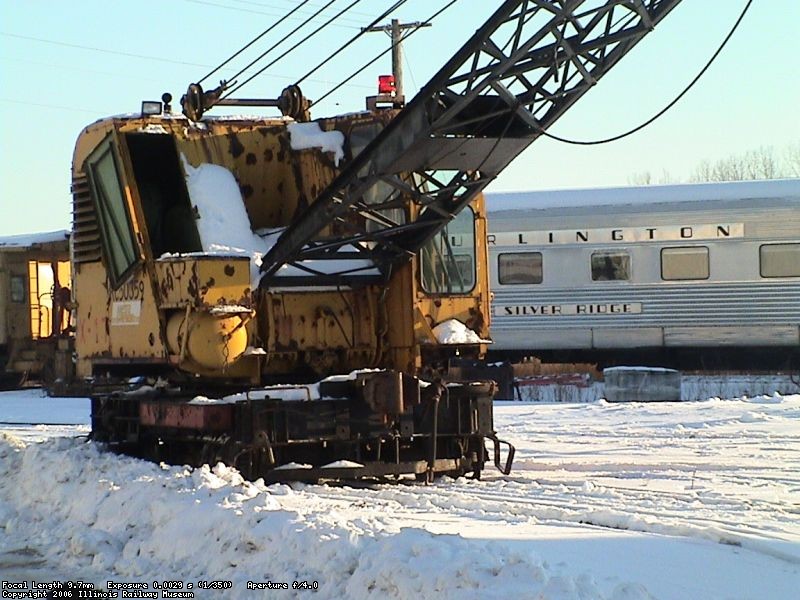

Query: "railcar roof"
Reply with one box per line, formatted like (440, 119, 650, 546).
(0, 230, 70, 249)
(486, 179, 800, 213)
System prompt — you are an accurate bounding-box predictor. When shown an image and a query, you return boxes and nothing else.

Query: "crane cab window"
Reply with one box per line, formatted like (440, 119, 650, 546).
(591, 251, 630, 281)
(661, 246, 709, 280)
(498, 252, 543, 284)
(760, 243, 800, 277)
(420, 208, 476, 294)
(85, 135, 139, 287)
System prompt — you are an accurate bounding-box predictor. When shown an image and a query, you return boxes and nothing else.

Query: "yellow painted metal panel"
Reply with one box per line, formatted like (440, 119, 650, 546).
(155, 256, 251, 308)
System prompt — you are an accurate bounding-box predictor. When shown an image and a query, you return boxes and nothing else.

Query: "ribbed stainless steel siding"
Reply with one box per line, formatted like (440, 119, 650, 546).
(486, 182, 800, 350)
(492, 281, 800, 330)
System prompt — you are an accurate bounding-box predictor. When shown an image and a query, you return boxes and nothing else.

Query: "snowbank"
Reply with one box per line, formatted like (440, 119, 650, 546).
(0, 437, 597, 599)
(1, 391, 798, 599)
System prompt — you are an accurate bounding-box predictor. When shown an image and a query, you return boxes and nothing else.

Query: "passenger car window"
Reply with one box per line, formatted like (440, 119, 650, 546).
(760, 243, 800, 277)
(498, 252, 543, 284)
(591, 251, 630, 281)
(661, 246, 709, 280)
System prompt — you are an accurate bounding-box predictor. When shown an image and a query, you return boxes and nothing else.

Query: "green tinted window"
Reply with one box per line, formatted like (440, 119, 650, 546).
(86, 135, 139, 286)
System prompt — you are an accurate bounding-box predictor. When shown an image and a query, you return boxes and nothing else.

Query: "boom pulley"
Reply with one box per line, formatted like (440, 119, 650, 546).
(181, 81, 310, 122)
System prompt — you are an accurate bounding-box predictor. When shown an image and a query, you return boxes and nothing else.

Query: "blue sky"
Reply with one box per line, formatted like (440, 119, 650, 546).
(1, 0, 798, 236)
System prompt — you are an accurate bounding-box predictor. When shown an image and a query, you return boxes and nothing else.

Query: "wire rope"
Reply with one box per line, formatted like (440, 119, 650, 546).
(222, 0, 340, 92)
(198, 0, 314, 84)
(223, 0, 367, 98)
(538, 0, 754, 146)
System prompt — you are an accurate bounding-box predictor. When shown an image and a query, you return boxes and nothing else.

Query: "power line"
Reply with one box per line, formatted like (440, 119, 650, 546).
(230, 0, 377, 18)
(0, 55, 164, 84)
(184, 0, 363, 29)
(0, 41, 373, 92)
(225, 0, 340, 89)
(295, 0, 410, 87)
(224, 0, 379, 23)
(0, 32, 211, 68)
(0, 98, 102, 115)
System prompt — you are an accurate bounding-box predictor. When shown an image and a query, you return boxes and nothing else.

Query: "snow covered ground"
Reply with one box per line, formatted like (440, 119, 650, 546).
(1, 388, 798, 599)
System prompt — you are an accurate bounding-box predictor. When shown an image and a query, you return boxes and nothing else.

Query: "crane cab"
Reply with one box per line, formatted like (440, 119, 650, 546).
(70, 107, 491, 385)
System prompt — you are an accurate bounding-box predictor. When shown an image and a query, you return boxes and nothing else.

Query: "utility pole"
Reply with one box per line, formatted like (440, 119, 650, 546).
(363, 19, 431, 100)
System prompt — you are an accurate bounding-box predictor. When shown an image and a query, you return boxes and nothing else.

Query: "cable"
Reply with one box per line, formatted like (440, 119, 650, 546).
(198, 0, 314, 85)
(224, 0, 366, 98)
(311, 0, 459, 107)
(295, 0, 409, 86)
(401, 49, 418, 97)
(224, 0, 338, 88)
(0, 31, 209, 68)
(225, 0, 378, 24)
(539, 0, 754, 146)
(0, 55, 164, 84)
(0, 98, 100, 115)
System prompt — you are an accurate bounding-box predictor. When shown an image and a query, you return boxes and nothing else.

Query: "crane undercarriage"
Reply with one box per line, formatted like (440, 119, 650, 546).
(91, 371, 514, 482)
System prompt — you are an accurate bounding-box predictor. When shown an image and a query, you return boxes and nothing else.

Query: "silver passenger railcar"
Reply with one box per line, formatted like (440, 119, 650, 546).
(485, 179, 800, 369)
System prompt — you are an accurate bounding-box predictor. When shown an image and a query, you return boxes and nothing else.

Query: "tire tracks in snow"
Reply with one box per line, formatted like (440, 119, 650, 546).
(300, 474, 800, 565)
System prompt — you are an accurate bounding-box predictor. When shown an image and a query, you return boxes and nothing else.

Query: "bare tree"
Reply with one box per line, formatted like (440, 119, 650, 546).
(628, 169, 675, 186)
(785, 142, 800, 177)
(692, 146, 782, 182)
(628, 171, 653, 186)
(638, 142, 799, 184)
(690, 160, 713, 183)
(745, 147, 778, 179)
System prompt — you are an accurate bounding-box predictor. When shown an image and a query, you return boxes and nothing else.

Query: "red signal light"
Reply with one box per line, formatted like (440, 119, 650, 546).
(378, 75, 396, 95)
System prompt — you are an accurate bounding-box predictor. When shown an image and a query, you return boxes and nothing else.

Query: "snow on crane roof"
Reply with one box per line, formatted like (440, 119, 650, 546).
(180, 155, 379, 288)
(181, 156, 270, 288)
(0, 229, 70, 249)
(287, 121, 345, 166)
(485, 179, 800, 212)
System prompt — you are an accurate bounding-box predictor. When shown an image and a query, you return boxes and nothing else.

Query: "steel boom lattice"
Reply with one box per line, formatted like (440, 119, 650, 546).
(260, 0, 683, 284)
